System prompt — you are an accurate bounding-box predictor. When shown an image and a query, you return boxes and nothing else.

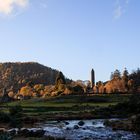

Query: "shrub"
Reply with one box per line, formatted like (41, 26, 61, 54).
(0, 111, 10, 123)
(0, 132, 12, 140)
(9, 105, 23, 128)
(133, 114, 140, 133)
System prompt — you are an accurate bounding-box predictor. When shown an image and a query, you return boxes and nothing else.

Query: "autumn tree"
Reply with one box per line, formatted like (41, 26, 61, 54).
(96, 81, 104, 93)
(19, 86, 33, 98)
(34, 84, 44, 97)
(128, 79, 134, 92)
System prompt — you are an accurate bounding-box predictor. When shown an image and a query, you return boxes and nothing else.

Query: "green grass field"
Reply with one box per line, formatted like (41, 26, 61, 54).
(0, 94, 131, 120)
(3, 94, 130, 106)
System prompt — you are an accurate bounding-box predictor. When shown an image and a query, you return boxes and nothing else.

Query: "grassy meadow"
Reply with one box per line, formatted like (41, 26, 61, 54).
(0, 94, 131, 121)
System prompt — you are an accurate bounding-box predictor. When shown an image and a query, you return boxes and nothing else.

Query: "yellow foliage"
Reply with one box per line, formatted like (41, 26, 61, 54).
(104, 79, 125, 93)
(19, 86, 33, 97)
(8, 91, 14, 98)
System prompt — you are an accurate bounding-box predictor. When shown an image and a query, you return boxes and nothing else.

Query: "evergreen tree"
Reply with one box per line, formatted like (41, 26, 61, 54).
(113, 69, 121, 79)
(55, 72, 66, 85)
(129, 68, 140, 91)
(122, 68, 129, 91)
(110, 72, 114, 80)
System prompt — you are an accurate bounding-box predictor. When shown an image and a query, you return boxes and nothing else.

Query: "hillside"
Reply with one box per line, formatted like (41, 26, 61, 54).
(0, 62, 61, 94)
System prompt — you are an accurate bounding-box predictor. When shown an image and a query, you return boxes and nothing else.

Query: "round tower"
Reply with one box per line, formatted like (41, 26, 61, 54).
(91, 69, 95, 88)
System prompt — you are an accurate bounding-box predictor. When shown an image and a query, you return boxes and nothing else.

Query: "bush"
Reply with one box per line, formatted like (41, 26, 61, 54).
(9, 105, 23, 117)
(72, 85, 84, 94)
(0, 111, 10, 123)
(133, 114, 140, 133)
(0, 132, 12, 140)
(9, 105, 23, 128)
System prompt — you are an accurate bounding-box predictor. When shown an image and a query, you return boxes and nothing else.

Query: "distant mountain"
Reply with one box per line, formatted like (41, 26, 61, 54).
(0, 62, 65, 94)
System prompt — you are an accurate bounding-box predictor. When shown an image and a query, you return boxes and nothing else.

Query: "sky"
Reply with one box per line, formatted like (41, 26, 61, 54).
(0, 0, 140, 82)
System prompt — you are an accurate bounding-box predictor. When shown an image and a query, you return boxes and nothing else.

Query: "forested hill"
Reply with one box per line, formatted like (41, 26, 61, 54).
(0, 62, 61, 93)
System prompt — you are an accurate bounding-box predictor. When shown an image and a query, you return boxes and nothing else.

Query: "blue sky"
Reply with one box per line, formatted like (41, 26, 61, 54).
(0, 0, 140, 82)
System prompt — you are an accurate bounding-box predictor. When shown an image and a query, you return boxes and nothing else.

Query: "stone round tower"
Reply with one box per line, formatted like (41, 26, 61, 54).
(91, 69, 95, 88)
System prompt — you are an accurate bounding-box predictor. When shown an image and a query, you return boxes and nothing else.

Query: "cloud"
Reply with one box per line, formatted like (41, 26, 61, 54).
(0, 0, 28, 15)
(40, 2, 47, 9)
(113, 0, 130, 20)
(125, 0, 129, 4)
(114, 5, 122, 19)
(39, 0, 48, 9)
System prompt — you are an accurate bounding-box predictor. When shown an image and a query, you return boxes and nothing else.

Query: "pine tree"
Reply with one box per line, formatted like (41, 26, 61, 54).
(112, 69, 121, 80)
(55, 72, 66, 90)
(122, 68, 129, 92)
